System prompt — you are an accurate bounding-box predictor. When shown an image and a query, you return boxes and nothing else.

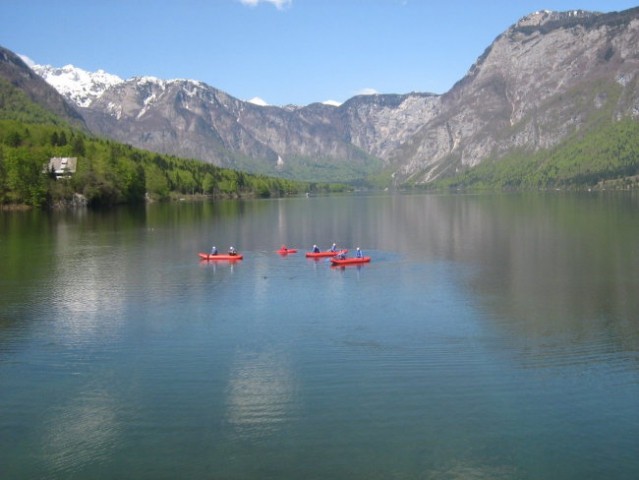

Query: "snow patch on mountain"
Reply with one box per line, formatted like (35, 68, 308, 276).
(30, 63, 123, 108)
(248, 97, 269, 106)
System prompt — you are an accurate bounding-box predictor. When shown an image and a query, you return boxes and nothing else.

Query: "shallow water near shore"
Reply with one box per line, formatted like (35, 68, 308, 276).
(1, 192, 638, 479)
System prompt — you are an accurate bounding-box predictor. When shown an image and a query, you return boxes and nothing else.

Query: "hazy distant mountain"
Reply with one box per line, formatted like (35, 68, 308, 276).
(7, 6, 639, 185)
(77, 76, 386, 179)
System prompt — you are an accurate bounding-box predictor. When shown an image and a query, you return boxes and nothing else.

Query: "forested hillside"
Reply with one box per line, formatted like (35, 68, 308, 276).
(0, 79, 341, 208)
(438, 119, 639, 190)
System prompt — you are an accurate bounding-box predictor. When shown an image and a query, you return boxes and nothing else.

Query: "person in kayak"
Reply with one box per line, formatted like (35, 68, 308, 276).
(336, 251, 347, 260)
(312, 244, 320, 253)
(329, 243, 337, 252)
(210, 245, 218, 255)
(228, 246, 238, 256)
(356, 247, 363, 258)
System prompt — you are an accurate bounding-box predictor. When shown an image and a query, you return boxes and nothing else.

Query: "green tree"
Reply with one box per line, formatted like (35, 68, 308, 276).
(202, 172, 216, 194)
(145, 164, 170, 199)
(7, 130, 22, 147)
(72, 136, 86, 156)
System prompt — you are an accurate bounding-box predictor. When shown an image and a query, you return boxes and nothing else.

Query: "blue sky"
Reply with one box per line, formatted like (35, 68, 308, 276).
(2, 0, 638, 106)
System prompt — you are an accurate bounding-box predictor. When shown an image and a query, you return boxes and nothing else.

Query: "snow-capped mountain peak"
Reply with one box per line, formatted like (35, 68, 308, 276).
(29, 62, 123, 108)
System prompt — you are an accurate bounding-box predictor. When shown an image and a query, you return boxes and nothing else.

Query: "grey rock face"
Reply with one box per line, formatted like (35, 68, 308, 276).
(393, 8, 639, 183)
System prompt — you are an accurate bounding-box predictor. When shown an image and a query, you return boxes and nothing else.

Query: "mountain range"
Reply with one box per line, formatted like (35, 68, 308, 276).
(4, 6, 639, 186)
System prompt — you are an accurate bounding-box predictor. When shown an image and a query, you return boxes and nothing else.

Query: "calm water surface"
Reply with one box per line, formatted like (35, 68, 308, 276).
(1, 193, 638, 479)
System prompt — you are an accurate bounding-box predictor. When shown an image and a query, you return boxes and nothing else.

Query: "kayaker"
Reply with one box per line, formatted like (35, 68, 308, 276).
(312, 244, 320, 253)
(337, 251, 347, 260)
(210, 245, 218, 255)
(330, 243, 337, 252)
(281, 245, 288, 252)
(356, 247, 363, 258)
(228, 246, 238, 256)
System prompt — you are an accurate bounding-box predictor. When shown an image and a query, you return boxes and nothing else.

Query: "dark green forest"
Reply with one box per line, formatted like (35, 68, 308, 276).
(0, 79, 344, 208)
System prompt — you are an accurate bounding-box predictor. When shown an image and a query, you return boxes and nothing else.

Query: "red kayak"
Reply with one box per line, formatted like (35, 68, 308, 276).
(198, 253, 243, 261)
(277, 248, 298, 255)
(305, 249, 348, 258)
(330, 256, 371, 266)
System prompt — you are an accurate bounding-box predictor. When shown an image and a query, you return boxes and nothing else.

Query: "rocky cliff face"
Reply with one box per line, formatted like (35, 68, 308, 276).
(10, 7, 639, 184)
(338, 93, 441, 160)
(392, 8, 639, 183)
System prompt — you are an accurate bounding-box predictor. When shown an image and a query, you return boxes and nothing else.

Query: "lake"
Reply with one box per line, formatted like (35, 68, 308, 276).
(1, 192, 638, 479)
